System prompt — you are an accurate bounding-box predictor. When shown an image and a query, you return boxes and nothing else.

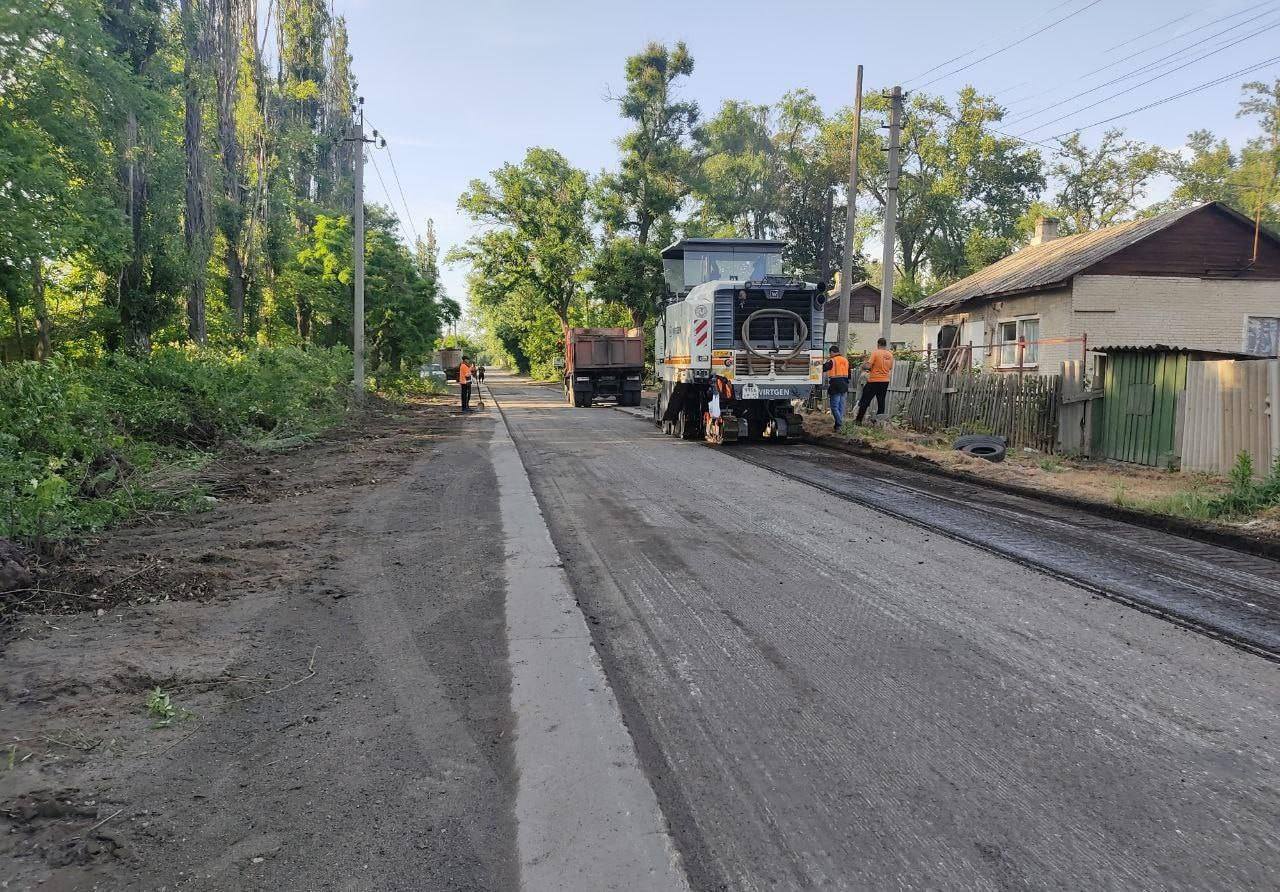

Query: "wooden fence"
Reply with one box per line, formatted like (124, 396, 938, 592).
(854, 363, 1062, 452)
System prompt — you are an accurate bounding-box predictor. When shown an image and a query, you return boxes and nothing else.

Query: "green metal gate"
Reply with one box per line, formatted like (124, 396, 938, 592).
(1096, 350, 1188, 467)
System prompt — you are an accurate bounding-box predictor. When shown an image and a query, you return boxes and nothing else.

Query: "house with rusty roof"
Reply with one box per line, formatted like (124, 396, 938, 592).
(906, 201, 1280, 374)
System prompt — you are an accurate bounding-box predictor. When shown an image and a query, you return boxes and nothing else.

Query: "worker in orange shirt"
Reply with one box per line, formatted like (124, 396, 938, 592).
(458, 355, 474, 413)
(854, 337, 894, 425)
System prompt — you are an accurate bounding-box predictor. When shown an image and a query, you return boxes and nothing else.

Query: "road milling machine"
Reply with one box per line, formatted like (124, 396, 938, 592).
(654, 238, 824, 443)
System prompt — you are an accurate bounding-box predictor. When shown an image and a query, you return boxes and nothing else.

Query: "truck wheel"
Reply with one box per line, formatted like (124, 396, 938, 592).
(573, 390, 592, 408)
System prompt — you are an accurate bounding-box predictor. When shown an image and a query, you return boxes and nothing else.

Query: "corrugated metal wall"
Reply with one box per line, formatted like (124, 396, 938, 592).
(1181, 359, 1280, 478)
(1097, 351, 1187, 467)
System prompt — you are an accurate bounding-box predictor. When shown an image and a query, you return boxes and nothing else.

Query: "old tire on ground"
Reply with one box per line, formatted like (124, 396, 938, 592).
(953, 434, 1007, 451)
(959, 442, 1007, 462)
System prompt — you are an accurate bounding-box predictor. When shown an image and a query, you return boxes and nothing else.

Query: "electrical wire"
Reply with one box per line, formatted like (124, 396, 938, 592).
(1001, 1, 1274, 111)
(363, 115, 424, 248)
(913, 0, 1108, 91)
(903, 0, 1079, 86)
(367, 150, 396, 211)
(382, 144, 423, 246)
(1008, 7, 1280, 129)
(1040, 53, 1280, 140)
(1015, 23, 1280, 137)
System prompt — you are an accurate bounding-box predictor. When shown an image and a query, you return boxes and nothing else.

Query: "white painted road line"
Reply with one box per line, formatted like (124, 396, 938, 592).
(490, 392, 689, 892)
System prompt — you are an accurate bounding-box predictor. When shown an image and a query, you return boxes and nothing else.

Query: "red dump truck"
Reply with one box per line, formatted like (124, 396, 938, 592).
(564, 327, 645, 407)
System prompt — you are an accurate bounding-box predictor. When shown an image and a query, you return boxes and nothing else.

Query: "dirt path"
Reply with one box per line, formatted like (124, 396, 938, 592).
(1, 395, 517, 890)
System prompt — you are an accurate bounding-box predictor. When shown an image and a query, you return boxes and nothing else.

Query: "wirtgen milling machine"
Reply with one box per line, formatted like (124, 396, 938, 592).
(654, 238, 824, 443)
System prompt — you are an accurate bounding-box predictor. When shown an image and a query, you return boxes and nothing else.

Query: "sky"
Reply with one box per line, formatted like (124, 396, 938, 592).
(327, 0, 1278, 312)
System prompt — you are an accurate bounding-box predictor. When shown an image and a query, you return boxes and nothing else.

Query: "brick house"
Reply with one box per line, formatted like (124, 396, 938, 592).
(907, 202, 1280, 373)
(821, 280, 918, 353)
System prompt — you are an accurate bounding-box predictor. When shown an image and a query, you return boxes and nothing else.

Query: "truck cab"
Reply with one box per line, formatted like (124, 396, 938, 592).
(654, 238, 824, 442)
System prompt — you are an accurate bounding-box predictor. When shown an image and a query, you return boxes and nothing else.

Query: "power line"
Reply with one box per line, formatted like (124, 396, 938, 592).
(1100, 6, 1201, 53)
(1041, 53, 1280, 140)
(367, 150, 395, 209)
(914, 0, 1108, 91)
(382, 144, 422, 246)
(1001, 1, 1275, 112)
(363, 115, 424, 248)
(903, 0, 1079, 86)
(1015, 22, 1280, 137)
(1008, 7, 1280, 129)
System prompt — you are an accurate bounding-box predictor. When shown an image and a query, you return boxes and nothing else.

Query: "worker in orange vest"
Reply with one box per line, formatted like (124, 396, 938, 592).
(855, 338, 894, 424)
(822, 345, 852, 428)
(458, 355, 474, 413)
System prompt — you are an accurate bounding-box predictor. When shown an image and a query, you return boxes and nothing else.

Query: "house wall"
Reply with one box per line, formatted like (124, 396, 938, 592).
(920, 286, 1075, 372)
(1070, 275, 1280, 355)
(824, 321, 921, 352)
(822, 285, 920, 351)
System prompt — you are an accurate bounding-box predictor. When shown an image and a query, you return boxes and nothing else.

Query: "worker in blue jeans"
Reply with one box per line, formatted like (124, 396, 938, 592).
(823, 345, 851, 429)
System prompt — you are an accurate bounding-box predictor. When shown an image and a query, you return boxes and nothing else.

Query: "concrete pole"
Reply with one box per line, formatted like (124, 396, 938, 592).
(352, 107, 366, 404)
(880, 86, 903, 346)
(837, 64, 863, 355)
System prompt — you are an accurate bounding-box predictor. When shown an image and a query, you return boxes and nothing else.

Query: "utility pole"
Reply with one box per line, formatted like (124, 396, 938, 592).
(344, 98, 375, 403)
(880, 85, 903, 346)
(837, 64, 864, 355)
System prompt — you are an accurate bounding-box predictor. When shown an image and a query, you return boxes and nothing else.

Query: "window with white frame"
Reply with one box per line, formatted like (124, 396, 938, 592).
(1244, 315, 1280, 357)
(998, 317, 1039, 367)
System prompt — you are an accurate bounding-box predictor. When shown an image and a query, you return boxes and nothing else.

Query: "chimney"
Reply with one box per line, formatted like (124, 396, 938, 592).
(1031, 216, 1060, 246)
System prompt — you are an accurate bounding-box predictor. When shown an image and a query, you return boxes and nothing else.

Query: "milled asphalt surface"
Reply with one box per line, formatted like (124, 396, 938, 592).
(491, 376, 1280, 891)
(730, 442, 1280, 659)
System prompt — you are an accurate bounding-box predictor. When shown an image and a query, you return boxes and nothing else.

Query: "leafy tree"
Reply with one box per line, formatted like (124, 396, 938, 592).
(1236, 79, 1280, 239)
(589, 237, 667, 329)
(0, 0, 128, 358)
(859, 87, 1044, 296)
(281, 207, 441, 373)
(1167, 130, 1239, 207)
(453, 148, 593, 335)
(1049, 129, 1165, 233)
(691, 100, 776, 238)
(599, 41, 697, 246)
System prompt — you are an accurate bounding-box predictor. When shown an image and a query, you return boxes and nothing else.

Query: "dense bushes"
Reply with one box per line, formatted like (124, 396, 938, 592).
(1, 347, 352, 542)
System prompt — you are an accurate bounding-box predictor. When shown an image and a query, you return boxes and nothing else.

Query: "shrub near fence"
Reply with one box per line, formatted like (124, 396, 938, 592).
(877, 363, 1061, 452)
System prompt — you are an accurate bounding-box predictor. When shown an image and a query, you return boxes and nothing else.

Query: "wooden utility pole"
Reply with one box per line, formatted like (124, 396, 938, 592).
(880, 86, 904, 346)
(837, 64, 864, 355)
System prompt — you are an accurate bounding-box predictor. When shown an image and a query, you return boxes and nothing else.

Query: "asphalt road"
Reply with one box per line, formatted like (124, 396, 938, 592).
(491, 376, 1280, 891)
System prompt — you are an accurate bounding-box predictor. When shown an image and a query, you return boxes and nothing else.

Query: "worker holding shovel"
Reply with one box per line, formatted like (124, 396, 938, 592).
(459, 355, 474, 413)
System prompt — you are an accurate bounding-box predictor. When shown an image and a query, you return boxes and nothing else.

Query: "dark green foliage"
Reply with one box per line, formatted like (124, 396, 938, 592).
(0, 347, 351, 542)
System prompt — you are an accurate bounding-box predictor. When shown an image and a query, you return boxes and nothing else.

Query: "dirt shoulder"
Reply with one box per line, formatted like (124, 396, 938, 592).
(801, 411, 1280, 556)
(1, 394, 516, 890)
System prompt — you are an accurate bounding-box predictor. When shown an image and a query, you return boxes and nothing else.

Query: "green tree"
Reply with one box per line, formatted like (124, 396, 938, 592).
(101, 0, 185, 352)
(589, 237, 667, 329)
(860, 87, 1044, 296)
(599, 41, 697, 246)
(453, 148, 593, 336)
(0, 0, 128, 358)
(281, 207, 441, 372)
(1236, 79, 1280, 244)
(1049, 129, 1166, 233)
(691, 99, 776, 238)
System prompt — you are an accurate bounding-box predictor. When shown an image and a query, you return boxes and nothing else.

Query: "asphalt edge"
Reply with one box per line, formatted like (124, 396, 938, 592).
(802, 431, 1280, 562)
(609, 401, 1280, 562)
(484, 381, 690, 892)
